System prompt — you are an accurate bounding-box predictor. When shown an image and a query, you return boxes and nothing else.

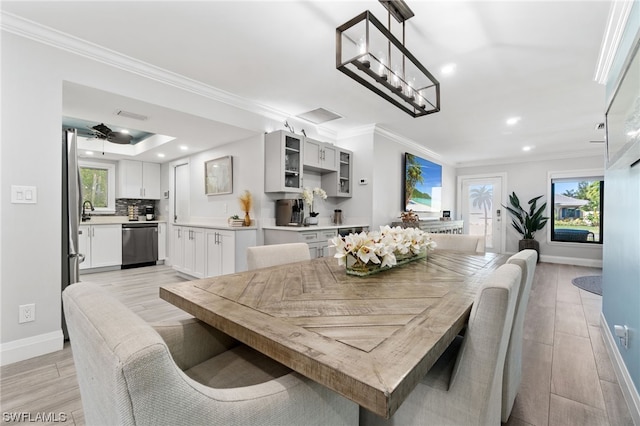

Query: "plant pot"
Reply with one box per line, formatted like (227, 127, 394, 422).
(305, 216, 319, 225)
(519, 239, 540, 262)
(346, 249, 427, 276)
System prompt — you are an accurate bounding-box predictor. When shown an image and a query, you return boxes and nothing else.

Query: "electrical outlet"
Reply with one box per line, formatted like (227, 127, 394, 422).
(19, 304, 35, 323)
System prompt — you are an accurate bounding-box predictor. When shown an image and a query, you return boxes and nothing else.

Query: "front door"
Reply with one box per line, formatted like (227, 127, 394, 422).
(459, 175, 505, 253)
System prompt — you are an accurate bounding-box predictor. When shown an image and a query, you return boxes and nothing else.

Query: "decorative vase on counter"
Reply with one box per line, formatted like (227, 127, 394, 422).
(244, 212, 251, 226)
(305, 216, 319, 226)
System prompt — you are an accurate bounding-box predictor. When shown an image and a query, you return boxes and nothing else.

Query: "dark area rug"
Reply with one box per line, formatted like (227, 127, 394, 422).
(571, 275, 602, 295)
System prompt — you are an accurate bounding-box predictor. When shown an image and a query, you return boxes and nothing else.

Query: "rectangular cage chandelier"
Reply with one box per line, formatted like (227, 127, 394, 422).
(336, 0, 440, 117)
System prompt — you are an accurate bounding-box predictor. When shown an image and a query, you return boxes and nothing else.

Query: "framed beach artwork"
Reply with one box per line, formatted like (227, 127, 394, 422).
(403, 153, 442, 212)
(205, 156, 233, 195)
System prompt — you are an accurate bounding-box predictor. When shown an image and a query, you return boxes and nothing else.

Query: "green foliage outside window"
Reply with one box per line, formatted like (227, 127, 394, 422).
(80, 167, 108, 208)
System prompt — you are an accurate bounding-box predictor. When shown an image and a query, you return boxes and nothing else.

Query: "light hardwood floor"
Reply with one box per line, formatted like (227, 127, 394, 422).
(0, 263, 634, 425)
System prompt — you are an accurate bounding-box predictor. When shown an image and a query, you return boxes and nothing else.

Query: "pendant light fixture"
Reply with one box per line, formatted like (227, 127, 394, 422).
(336, 0, 440, 117)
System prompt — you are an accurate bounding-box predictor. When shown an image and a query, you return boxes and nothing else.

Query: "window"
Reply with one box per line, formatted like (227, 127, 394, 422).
(79, 160, 115, 214)
(550, 172, 603, 244)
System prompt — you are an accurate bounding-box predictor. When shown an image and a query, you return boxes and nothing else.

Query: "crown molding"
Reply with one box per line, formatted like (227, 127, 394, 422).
(0, 11, 292, 123)
(373, 126, 447, 164)
(455, 148, 604, 169)
(594, 0, 635, 84)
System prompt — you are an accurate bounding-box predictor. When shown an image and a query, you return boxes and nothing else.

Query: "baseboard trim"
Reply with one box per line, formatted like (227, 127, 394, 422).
(0, 330, 64, 366)
(539, 254, 603, 268)
(600, 313, 640, 425)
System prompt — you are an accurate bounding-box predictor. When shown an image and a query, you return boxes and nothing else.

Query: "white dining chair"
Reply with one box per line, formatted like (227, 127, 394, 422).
(360, 263, 522, 426)
(430, 233, 485, 254)
(502, 249, 538, 421)
(63, 282, 358, 426)
(246, 243, 311, 270)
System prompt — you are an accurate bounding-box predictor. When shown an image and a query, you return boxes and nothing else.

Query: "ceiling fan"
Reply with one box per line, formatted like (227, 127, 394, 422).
(89, 123, 132, 145)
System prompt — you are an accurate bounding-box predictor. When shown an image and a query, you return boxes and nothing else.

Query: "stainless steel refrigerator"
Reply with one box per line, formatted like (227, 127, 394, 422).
(62, 128, 83, 338)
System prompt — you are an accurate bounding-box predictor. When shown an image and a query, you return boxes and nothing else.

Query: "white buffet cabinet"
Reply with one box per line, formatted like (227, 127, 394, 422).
(263, 224, 369, 259)
(171, 224, 257, 279)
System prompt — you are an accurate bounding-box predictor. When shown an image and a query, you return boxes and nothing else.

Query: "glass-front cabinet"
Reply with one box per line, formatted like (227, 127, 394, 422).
(265, 130, 303, 193)
(322, 148, 353, 197)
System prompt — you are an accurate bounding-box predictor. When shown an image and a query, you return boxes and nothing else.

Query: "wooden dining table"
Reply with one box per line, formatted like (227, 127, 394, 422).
(160, 251, 507, 419)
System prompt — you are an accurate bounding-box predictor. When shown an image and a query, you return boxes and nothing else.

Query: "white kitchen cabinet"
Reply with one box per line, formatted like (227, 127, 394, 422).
(178, 227, 205, 279)
(322, 148, 353, 198)
(304, 138, 337, 172)
(78, 224, 122, 270)
(265, 130, 304, 193)
(118, 160, 161, 199)
(171, 225, 185, 270)
(264, 228, 337, 259)
(158, 222, 167, 260)
(206, 229, 234, 277)
(172, 225, 256, 278)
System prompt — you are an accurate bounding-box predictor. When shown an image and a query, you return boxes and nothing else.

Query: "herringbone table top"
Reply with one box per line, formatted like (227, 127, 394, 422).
(161, 251, 507, 418)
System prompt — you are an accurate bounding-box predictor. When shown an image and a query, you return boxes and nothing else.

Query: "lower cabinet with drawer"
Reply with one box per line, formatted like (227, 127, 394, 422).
(264, 228, 338, 259)
(171, 224, 256, 278)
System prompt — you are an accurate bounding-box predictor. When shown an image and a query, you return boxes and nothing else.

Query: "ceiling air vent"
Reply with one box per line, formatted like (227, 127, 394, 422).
(296, 108, 343, 125)
(115, 110, 148, 121)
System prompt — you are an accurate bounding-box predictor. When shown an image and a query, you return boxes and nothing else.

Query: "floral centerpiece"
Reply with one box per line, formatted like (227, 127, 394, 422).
(302, 187, 327, 225)
(329, 225, 437, 276)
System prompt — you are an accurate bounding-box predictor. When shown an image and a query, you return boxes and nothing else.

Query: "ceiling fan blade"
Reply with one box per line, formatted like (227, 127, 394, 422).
(107, 132, 133, 145)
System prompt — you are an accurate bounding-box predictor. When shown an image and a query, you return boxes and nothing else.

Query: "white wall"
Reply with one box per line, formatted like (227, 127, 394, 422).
(0, 32, 284, 364)
(456, 154, 604, 264)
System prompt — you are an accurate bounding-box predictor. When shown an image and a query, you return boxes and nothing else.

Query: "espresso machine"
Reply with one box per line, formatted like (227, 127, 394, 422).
(276, 199, 304, 226)
(145, 206, 155, 221)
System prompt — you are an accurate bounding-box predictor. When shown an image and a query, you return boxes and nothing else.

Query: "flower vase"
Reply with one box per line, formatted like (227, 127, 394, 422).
(345, 249, 427, 276)
(244, 212, 251, 226)
(305, 216, 319, 225)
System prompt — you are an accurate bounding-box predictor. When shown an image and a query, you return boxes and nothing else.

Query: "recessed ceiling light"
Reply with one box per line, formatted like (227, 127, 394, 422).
(180, 145, 188, 151)
(522, 146, 533, 152)
(506, 117, 521, 126)
(157, 153, 165, 158)
(441, 63, 456, 75)
(85, 151, 94, 155)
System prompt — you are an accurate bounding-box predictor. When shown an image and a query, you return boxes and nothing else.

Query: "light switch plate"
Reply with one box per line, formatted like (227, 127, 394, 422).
(11, 185, 37, 204)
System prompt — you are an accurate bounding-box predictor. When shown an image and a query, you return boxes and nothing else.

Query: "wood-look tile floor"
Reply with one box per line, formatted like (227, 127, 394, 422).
(0, 263, 634, 425)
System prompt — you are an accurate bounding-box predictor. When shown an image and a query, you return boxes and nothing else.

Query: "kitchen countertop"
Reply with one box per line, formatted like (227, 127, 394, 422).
(80, 216, 166, 225)
(262, 224, 369, 232)
(173, 221, 258, 230)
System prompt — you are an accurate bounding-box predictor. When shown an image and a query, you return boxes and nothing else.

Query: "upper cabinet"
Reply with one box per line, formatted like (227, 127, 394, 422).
(322, 148, 353, 198)
(303, 138, 337, 173)
(118, 160, 161, 199)
(265, 130, 304, 193)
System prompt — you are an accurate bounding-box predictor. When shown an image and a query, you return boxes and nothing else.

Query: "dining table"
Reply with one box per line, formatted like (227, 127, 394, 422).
(160, 250, 508, 419)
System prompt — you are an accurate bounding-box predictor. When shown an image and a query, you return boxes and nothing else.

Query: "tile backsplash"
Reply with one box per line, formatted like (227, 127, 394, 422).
(115, 199, 158, 216)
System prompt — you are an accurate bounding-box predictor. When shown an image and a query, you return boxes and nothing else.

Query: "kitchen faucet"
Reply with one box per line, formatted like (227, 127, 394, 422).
(82, 200, 95, 221)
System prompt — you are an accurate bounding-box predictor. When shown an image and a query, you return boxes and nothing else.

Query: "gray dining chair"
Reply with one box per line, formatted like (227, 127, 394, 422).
(502, 249, 538, 421)
(430, 233, 485, 254)
(63, 282, 357, 426)
(246, 243, 311, 270)
(360, 263, 522, 426)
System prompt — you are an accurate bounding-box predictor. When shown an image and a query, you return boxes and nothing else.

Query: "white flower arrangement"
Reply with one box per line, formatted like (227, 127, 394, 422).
(329, 225, 437, 269)
(302, 187, 327, 216)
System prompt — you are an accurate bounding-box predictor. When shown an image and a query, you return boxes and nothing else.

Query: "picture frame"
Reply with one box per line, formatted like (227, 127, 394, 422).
(205, 156, 233, 195)
(403, 153, 442, 213)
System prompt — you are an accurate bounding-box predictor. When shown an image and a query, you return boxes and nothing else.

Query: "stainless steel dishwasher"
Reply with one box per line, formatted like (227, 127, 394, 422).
(122, 223, 158, 267)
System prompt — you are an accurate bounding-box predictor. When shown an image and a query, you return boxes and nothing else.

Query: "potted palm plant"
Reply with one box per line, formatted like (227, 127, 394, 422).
(503, 192, 549, 260)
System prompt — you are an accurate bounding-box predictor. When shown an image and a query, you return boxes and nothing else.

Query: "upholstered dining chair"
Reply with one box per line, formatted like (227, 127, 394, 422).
(502, 249, 538, 421)
(360, 263, 522, 426)
(246, 242, 311, 270)
(63, 282, 357, 426)
(429, 233, 485, 254)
